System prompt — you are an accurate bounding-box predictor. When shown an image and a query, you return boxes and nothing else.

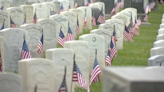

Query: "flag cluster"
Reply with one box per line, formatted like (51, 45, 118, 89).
(110, 0, 124, 16)
(72, 60, 90, 92)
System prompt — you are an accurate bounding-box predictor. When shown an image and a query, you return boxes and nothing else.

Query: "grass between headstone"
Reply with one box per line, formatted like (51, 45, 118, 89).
(42, 4, 164, 92)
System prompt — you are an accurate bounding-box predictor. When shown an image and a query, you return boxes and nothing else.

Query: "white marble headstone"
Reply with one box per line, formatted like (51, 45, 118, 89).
(96, 2, 105, 15)
(112, 13, 129, 27)
(12, 0, 26, 7)
(158, 28, 164, 35)
(79, 34, 105, 73)
(77, 6, 92, 30)
(0, 11, 10, 29)
(61, 11, 77, 38)
(69, 8, 83, 34)
(148, 55, 164, 66)
(49, 14, 68, 39)
(51, 0, 61, 14)
(90, 29, 112, 57)
(64, 41, 89, 88)
(1, 0, 12, 11)
(0, 73, 22, 92)
(156, 34, 164, 40)
(46, 48, 74, 92)
(42, 2, 55, 17)
(160, 24, 164, 29)
(20, 24, 42, 58)
(18, 58, 55, 92)
(32, 3, 48, 19)
(59, 0, 70, 11)
(0, 28, 28, 72)
(37, 19, 57, 51)
(68, 0, 74, 8)
(20, 5, 34, 24)
(153, 40, 164, 47)
(161, 19, 164, 24)
(6, 7, 24, 27)
(105, 19, 124, 50)
(119, 11, 131, 26)
(150, 47, 164, 56)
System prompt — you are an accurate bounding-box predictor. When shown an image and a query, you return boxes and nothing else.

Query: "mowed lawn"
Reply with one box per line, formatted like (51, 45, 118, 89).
(75, 4, 164, 92)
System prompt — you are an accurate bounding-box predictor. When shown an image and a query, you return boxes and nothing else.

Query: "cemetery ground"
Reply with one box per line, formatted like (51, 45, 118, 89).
(74, 4, 164, 92)
(40, 4, 164, 92)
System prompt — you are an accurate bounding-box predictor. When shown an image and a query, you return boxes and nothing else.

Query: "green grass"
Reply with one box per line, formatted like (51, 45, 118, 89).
(74, 4, 164, 92)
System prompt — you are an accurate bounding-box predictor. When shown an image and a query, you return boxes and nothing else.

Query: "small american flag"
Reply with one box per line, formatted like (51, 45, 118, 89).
(143, 12, 149, 22)
(124, 26, 133, 42)
(136, 16, 142, 26)
(83, 13, 87, 27)
(10, 17, 17, 28)
(67, 26, 75, 41)
(33, 10, 37, 24)
(75, 2, 78, 8)
(0, 6, 3, 10)
(24, 15, 26, 24)
(72, 60, 90, 92)
(60, 4, 64, 13)
(58, 67, 67, 92)
(50, 10, 55, 15)
(76, 18, 80, 35)
(58, 29, 66, 47)
(130, 14, 133, 26)
(110, 33, 117, 61)
(92, 0, 95, 3)
(145, 5, 151, 14)
(110, 7, 116, 16)
(1, 19, 5, 30)
(149, 0, 155, 9)
(21, 39, 32, 59)
(105, 49, 111, 66)
(97, 9, 105, 24)
(160, 0, 163, 4)
(89, 55, 101, 85)
(38, 34, 43, 58)
(92, 16, 96, 26)
(134, 20, 140, 36)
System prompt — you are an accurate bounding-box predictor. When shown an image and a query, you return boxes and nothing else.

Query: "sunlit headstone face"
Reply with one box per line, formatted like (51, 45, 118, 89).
(10, 10, 24, 26)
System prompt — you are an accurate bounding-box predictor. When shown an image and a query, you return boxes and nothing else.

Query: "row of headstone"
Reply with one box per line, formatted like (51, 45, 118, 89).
(148, 14, 164, 66)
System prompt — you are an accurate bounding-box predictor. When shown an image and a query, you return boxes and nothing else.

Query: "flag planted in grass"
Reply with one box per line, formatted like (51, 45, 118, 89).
(21, 39, 32, 59)
(38, 34, 43, 58)
(72, 59, 90, 92)
(67, 26, 75, 41)
(58, 67, 68, 92)
(105, 32, 117, 66)
(90, 50, 101, 85)
(58, 29, 66, 47)
(124, 26, 133, 42)
(60, 4, 64, 13)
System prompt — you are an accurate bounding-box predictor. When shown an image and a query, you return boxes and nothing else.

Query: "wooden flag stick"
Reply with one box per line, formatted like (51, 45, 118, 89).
(95, 49, 99, 92)
(70, 54, 75, 92)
